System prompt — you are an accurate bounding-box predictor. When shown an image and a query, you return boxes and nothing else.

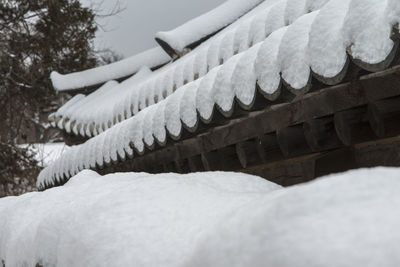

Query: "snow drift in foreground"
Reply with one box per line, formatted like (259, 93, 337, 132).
(0, 171, 279, 267)
(2, 168, 400, 266)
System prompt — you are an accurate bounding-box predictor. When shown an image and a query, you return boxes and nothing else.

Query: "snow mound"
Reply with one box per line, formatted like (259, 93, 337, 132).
(4, 168, 400, 266)
(0, 171, 279, 267)
(188, 167, 400, 267)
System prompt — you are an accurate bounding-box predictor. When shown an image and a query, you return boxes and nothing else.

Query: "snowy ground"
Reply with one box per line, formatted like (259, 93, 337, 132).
(1, 168, 400, 266)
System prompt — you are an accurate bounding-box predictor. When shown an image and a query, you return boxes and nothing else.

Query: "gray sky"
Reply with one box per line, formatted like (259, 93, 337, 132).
(81, 0, 225, 58)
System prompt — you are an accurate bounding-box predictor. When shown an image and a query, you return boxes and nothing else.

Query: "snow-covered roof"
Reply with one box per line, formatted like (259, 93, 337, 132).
(51, 47, 170, 91)
(50, 67, 153, 137)
(51, 0, 331, 139)
(49, 0, 281, 138)
(50, 0, 266, 92)
(155, 0, 264, 56)
(40, 0, 400, 186)
(5, 167, 400, 266)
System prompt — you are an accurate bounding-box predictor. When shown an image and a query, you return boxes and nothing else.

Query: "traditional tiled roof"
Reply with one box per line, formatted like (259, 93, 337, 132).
(39, 0, 400, 188)
(50, 67, 152, 137)
(50, 0, 334, 139)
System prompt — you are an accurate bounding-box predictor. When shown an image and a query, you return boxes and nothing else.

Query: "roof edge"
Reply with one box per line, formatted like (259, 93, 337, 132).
(155, 0, 264, 56)
(51, 47, 171, 92)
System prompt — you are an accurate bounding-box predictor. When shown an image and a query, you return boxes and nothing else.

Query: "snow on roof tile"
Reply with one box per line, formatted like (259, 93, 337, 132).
(52, 0, 326, 139)
(50, 47, 170, 91)
(39, 0, 400, 187)
(50, 0, 273, 93)
(50, 67, 152, 137)
(155, 0, 264, 56)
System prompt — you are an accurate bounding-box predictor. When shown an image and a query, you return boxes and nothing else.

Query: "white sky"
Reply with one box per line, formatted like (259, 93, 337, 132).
(81, 0, 225, 58)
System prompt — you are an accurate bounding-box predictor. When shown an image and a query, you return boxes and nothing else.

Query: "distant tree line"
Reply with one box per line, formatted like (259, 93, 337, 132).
(0, 0, 118, 196)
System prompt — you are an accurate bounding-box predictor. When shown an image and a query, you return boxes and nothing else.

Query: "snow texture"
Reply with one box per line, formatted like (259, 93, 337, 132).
(1, 171, 280, 267)
(50, 47, 170, 91)
(5, 167, 400, 266)
(188, 167, 400, 267)
(40, 0, 400, 185)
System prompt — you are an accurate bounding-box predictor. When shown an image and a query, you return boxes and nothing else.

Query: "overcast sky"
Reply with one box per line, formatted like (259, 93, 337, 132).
(81, 0, 225, 58)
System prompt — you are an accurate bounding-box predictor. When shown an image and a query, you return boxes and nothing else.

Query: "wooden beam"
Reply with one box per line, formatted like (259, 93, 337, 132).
(201, 151, 221, 171)
(255, 134, 283, 163)
(235, 139, 261, 168)
(368, 96, 400, 138)
(277, 124, 311, 157)
(243, 136, 400, 186)
(334, 107, 374, 145)
(303, 115, 342, 151)
(188, 155, 204, 172)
